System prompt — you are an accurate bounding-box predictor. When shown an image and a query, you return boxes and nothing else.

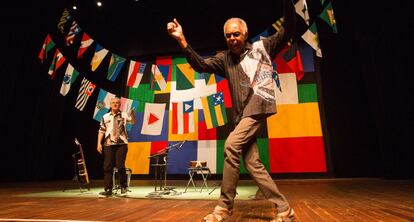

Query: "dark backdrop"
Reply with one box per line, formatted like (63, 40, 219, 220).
(1, 0, 413, 181)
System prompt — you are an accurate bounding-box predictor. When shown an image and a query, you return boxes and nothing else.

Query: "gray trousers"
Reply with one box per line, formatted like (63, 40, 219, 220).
(218, 115, 290, 212)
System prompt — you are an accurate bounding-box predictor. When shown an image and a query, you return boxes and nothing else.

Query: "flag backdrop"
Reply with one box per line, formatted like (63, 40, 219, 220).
(41, 5, 334, 174)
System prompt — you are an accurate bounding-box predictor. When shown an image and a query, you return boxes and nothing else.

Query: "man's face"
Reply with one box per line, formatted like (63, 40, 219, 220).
(224, 21, 247, 56)
(110, 100, 120, 111)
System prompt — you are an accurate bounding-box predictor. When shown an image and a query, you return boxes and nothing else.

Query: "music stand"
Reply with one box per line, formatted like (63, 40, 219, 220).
(146, 141, 186, 198)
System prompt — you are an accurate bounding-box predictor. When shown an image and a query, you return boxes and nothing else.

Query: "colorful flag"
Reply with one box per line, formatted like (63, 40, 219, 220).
(75, 78, 96, 111)
(65, 20, 81, 46)
(275, 42, 305, 80)
(201, 92, 228, 129)
(77, 33, 94, 58)
(48, 49, 66, 79)
(141, 103, 166, 135)
(171, 100, 195, 134)
(319, 1, 338, 33)
(121, 97, 139, 131)
(93, 89, 115, 121)
(302, 23, 322, 57)
(38, 34, 55, 62)
(107, 53, 126, 81)
(150, 64, 168, 91)
(127, 60, 146, 88)
(91, 43, 108, 71)
(57, 8, 71, 33)
(176, 63, 195, 90)
(272, 17, 285, 32)
(60, 63, 79, 96)
(295, 0, 310, 25)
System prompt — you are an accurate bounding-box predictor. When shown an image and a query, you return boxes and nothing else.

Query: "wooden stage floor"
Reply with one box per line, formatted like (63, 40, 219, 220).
(0, 178, 413, 222)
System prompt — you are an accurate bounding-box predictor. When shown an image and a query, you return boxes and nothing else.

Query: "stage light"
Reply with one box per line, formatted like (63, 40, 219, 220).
(72, 5, 77, 10)
(96, 1, 102, 7)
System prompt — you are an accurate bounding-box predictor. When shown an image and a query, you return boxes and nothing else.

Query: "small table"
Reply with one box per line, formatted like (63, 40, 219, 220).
(184, 166, 211, 193)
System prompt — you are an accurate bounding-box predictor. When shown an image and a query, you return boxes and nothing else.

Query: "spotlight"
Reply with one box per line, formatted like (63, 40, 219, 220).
(72, 5, 77, 10)
(96, 1, 102, 7)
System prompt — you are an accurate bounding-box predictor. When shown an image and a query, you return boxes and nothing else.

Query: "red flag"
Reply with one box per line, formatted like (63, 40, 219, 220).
(275, 43, 304, 81)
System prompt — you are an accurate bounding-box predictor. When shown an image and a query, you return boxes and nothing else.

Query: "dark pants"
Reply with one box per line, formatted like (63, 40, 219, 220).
(103, 144, 128, 190)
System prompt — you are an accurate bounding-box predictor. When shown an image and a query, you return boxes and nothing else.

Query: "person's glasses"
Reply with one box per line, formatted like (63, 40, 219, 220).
(225, 32, 242, 39)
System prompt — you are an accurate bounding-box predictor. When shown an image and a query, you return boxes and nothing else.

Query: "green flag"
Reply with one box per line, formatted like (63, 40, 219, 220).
(319, 1, 338, 33)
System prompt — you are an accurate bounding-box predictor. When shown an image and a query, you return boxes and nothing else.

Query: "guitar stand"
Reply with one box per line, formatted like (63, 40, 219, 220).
(62, 152, 90, 193)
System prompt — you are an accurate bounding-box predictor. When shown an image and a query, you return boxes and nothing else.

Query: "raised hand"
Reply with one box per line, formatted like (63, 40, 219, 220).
(167, 18, 188, 48)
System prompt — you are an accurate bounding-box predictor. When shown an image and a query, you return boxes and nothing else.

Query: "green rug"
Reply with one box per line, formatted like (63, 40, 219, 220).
(17, 185, 259, 200)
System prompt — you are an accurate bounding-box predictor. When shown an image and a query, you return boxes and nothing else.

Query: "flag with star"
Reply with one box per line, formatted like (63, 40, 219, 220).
(319, 1, 338, 33)
(201, 92, 228, 129)
(302, 23, 322, 57)
(65, 20, 81, 46)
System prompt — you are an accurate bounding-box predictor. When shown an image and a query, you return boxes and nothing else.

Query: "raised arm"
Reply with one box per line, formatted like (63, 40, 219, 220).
(167, 18, 188, 49)
(167, 18, 225, 76)
(267, 0, 296, 59)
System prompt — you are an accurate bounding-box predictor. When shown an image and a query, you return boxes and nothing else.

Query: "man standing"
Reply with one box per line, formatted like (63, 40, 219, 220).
(97, 97, 136, 197)
(167, 0, 296, 221)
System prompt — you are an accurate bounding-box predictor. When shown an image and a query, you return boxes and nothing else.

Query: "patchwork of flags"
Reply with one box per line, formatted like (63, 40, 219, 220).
(38, 2, 338, 175)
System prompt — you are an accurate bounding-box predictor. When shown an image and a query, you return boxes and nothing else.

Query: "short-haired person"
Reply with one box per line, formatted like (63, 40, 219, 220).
(97, 97, 136, 197)
(167, 0, 296, 221)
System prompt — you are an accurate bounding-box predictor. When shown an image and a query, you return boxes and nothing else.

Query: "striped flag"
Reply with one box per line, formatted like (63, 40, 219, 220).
(91, 43, 108, 71)
(75, 78, 96, 111)
(38, 34, 55, 62)
(302, 23, 322, 57)
(295, 0, 310, 25)
(171, 100, 195, 134)
(93, 89, 115, 121)
(60, 63, 79, 96)
(141, 103, 166, 136)
(107, 53, 126, 81)
(127, 60, 146, 88)
(201, 92, 228, 129)
(77, 33, 94, 58)
(48, 49, 66, 79)
(65, 20, 81, 46)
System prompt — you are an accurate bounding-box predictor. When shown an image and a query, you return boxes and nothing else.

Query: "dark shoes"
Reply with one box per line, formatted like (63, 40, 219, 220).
(98, 190, 113, 198)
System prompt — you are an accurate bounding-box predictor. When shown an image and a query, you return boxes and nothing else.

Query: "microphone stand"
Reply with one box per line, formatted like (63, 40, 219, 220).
(147, 140, 186, 197)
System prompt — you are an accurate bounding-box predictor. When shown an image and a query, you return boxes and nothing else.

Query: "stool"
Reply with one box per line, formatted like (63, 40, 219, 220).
(184, 165, 211, 193)
(112, 167, 132, 192)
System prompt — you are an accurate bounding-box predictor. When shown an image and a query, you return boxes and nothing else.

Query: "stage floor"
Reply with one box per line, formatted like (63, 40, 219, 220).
(0, 178, 413, 221)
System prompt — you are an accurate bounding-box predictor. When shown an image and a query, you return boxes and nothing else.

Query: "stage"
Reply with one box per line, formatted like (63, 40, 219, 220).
(0, 178, 413, 221)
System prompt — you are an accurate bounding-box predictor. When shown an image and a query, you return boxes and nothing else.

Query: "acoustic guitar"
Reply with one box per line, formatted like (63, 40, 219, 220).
(74, 138, 90, 185)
